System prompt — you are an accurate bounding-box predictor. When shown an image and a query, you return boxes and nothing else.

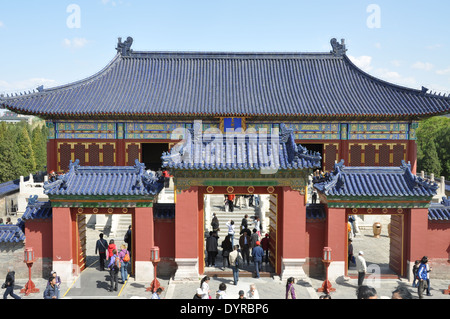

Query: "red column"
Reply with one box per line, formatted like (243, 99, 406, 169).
(281, 187, 306, 258)
(52, 207, 73, 261)
(325, 207, 347, 263)
(133, 207, 154, 262)
(47, 139, 57, 174)
(175, 187, 199, 259)
(407, 208, 429, 261)
(407, 140, 418, 174)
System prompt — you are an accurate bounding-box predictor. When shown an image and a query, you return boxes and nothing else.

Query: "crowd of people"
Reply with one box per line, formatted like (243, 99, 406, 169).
(206, 212, 270, 282)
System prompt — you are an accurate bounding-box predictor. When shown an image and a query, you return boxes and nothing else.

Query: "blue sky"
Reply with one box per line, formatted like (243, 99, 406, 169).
(0, 0, 449, 96)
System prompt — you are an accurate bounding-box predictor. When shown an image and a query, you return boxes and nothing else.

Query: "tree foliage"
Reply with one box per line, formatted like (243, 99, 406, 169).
(416, 116, 450, 179)
(0, 120, 47, 184)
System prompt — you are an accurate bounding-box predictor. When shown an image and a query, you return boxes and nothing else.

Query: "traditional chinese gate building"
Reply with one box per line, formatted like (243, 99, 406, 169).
(1, 37, 449, 281)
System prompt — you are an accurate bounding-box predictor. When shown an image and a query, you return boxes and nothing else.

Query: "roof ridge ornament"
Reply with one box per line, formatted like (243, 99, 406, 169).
(116, 36, 134, 56)
(330, 38, 347, 56)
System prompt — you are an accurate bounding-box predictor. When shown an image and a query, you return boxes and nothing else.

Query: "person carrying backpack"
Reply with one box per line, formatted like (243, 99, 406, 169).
(108, 249, 120, 292)
(118, 244, 130, 283)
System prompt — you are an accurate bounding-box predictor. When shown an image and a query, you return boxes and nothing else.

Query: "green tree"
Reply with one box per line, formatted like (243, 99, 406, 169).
(16, 125, 36, 175)
(416, 116, 450, 179)
(0, 125, 26, 183)
(32, 125, 47, 171)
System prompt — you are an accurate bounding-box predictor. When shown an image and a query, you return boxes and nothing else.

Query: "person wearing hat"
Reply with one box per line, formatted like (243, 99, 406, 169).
(238, 290, 246, 299)
(356, 251, 367, 287)
(252, 241, 264, 279)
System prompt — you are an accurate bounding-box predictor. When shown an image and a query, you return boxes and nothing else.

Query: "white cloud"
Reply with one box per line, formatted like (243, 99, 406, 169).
(436, 67, 450, 75)
(0, 78, 58, 95)
(63, 37, 89, 49)
(348, 55, 373, 72)
(373, 68, 417, 87)
(412, 61, 434, 71)
(0, 21, 4, 28)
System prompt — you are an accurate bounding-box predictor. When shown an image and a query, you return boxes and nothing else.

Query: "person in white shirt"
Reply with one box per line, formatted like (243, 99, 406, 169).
(355, 251, 367, 287)
(226, 220, 235, 247)
(247, 284, 259, 299)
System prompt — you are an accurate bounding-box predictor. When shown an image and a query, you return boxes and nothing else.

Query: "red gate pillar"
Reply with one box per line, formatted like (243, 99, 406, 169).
(406, 208, 429, 281)
(133, 206, 154, 282)
(280, 187, 307, 280)
(325, 207, 347, 279)
(52, 207, 74, 282)
(173, 187, 200, 280)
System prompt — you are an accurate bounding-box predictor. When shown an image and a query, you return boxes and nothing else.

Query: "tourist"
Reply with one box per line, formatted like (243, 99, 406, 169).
(48, 271, 62, 299)
(286, 277, 296, 299)
(118, 244, 130, 283)
(417, 256, 430, 299)
(412, 260, 420, 287)
(228, 245, 241, 285)
(260, 233, 269, 263)
(0, 218, 4, 225)
(43, 276, 59, 299)
(253, 217, 261, 238)
(206, 231, 218, 267)
(124, 225, 132, 254)
(200, 276, 211, 299)
(426, 259, 433, 296)
(241, 214, 248, 231)
(252, 241, 264, 279)
(239, 230, 251, 266)
(95, 233, 108, 271)
(311, 190, 318, 204)
(211, 213, 219, 232)
(106, 239, 117, 262)
(221, 235, 233, 268)
(193, 288, 203, 299)
(356, 285, 378, 299)
(250, 228, 259, 259)
(151, 288, 163, 299)
(216, 282, 227, 299)
(356, 251, 367, 286)
(108, 249, 120, 292)
(5, 217, 12, 225)
(347, 239, 354, 269)
(226, 220, 235, 246)
(3, 266, 21, 299)
(238, 290, 246, 299)
(391, 285, 412, 299)
(247, 284, 259, 299)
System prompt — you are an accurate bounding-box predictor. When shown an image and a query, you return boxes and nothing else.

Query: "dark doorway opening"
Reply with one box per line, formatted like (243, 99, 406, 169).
(141, 143, 169, 171)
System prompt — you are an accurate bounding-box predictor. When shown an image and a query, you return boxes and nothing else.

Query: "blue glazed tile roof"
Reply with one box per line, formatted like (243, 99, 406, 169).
(0, 179, 20, 197)
(313, 160, 438, 198)
(22, 196, 52, 220)
(0, 225, 25, 243)
(428, 197, 450, 221)
(44, 160, 164, 196)
(161, 123, 321, 170)
(2, 39, 449, 119)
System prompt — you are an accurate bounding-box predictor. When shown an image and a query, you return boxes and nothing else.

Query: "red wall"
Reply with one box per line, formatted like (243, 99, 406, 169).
(305, 220, 326, 259)
(154, 219, 175, 258)
(25, 220, 53, 258)
(427, 221, 450, 259)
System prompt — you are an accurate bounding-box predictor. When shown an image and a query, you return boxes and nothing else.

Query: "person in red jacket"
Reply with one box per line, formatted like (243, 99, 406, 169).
(260, 233, 269, 263)
(107, 239, 117, 261)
